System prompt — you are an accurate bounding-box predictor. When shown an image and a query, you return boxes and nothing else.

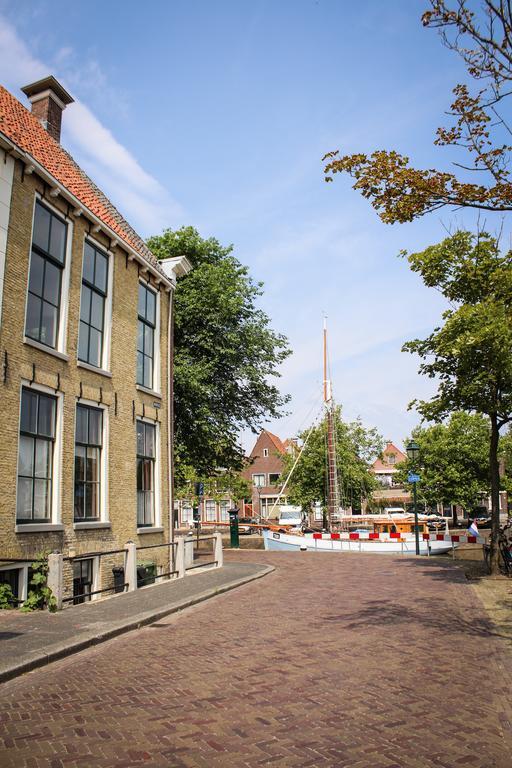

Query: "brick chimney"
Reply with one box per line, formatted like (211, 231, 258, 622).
(21, 76, 74, 143)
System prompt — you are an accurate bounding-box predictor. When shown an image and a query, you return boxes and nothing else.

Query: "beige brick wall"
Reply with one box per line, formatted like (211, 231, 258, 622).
(0, 159, 172, 564)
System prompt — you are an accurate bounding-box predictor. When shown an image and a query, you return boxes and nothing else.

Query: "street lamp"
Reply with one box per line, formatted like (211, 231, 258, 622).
(406, 440, 421, 556)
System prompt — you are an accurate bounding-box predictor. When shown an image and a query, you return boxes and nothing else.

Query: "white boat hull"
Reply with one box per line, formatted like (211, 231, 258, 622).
(263, 529, 457, 555)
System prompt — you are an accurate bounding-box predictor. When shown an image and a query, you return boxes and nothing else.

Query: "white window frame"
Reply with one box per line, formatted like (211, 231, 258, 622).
(205, 499, 216, 521)
(15, 380, 65, 532)
(0, 563, 29, 603)
(263, 448, 269, 458)
(136, 417, 161, 532)
(24, 194, 73, 356)
(181, 500, 193, 525)
(73, 397, 110, 528)
(71, 555, 100, 603)
(136, 281, 161, 396)
(219, 500, 231, 522)
(252, 473, 265, 487)
(77, 235, 114, 374)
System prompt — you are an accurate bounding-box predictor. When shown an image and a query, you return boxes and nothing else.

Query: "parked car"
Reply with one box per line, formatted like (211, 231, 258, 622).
(426, 516, 446, 532)
(238, 517, 259, 535)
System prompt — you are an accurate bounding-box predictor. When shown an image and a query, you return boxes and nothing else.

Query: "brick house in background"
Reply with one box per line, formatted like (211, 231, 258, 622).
(241, 430, 294, 518)
(0, 76, 190, 604)
(368, 441, 411, 510)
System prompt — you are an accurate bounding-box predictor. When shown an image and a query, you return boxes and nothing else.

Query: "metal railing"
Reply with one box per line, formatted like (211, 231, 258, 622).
(1, 533, 223, 611)
(184, 535, 218, 571)
(61, 546, 128, 606)
(135, 541, 179, 586)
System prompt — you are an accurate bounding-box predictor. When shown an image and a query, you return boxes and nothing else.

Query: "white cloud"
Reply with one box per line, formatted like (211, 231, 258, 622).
(0, 14, 184, 236)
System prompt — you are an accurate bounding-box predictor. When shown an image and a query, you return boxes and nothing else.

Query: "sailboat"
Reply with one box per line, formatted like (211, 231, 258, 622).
(263, 322, 479, 555)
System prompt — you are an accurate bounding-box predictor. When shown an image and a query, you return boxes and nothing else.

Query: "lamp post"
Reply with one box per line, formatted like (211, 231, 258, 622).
(406, 440, 421, 556)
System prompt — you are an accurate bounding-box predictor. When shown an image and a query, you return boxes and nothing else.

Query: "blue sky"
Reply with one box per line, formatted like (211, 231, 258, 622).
(0, 0, 503, 450)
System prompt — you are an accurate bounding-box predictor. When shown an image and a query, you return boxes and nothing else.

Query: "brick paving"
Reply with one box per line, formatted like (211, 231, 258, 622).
(1, 551, 511, 767)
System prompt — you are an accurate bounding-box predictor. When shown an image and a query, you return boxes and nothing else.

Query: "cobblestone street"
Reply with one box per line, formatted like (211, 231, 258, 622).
(1, 551, 511, 767)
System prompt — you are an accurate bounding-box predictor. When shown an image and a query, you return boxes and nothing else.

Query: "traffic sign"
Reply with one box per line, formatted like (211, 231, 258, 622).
(408, 472, 421, 483)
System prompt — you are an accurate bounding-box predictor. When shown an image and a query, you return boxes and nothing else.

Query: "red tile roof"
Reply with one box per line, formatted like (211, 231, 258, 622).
(263, 430, 286, 455)
(0, 84, 162, 273)
(371, 442, 407, 471)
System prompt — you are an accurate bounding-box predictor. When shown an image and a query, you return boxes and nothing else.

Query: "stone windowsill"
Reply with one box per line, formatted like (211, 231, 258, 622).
(77, 360, 112, 378)
(73, 521, 112, 530)
(136, 385, 162, 399)
(23, 337, 69, 362)
(137, 526, 164, 535)
(15, 523, 65, 533)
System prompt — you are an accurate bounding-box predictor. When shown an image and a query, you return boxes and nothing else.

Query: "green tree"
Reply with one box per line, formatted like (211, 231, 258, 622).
(323, 2, 512, 221)
(281, 406, 383, 517)
(175, 465, 250, 507)
(401, 232, 512, 571)
(147, 227, 291, 479)
(499, 428, 512, 498)
(394, 413, 491, 521)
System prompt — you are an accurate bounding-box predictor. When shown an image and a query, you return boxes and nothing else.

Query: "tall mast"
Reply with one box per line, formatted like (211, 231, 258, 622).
(323, 319, 339, 530)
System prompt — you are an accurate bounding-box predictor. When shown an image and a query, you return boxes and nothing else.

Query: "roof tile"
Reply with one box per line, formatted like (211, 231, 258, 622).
(0, 84, 163, 274)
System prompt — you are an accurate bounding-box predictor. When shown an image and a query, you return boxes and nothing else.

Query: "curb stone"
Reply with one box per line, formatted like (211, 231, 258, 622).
(0, 563, 275, 684)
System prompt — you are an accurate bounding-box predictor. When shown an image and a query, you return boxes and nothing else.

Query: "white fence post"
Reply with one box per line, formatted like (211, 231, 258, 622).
(184, 534, 194, 569)
(214, 532, 223, 568)
(124, 541, 138, 592)
(176, 536, 185, 578)
(47, 552, 63, 610)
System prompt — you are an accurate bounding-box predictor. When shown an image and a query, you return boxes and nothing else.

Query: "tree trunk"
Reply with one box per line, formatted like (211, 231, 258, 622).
(452, 504, 458, 528)
(489, 414, 501, 575)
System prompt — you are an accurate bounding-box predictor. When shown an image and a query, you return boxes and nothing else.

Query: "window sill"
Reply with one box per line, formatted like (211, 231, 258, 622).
(137, 526, 164, 534)
(15, 523, 65, 533)
(74, 521, 112, 530)
(23, 337, 69, 361)
(77, 360, 112, 378)
(136, 385, 162, 399)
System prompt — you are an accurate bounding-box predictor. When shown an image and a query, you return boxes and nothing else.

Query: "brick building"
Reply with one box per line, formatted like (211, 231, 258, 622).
(241, 430, 294, 518)
(0, 76, 190, 602)
(368, 441, 411, 510)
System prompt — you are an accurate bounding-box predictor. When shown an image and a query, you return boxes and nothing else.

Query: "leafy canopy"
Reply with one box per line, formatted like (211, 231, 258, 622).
(147, 227, 291, 478)
(323, 2, 512, 221)
(394, 412, 491, 510)
(402, 232, 512, 429)
(281, 406, 383, 512)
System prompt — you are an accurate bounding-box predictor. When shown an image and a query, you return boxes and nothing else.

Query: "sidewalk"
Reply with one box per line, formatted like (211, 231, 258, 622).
(0, 561, 273, 683)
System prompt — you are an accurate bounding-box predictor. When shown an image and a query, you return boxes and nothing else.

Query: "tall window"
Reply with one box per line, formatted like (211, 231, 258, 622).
(220, 500, 230, 522)
(17, 388, 56, 523)
(181, 501, 193, 524)
(74, 405, 102, 521)
(137, 421, 156, 527)
(253, 473, 265, 487)
(205, 500, 216, 521)
(25, 201, 67, 348)
(78, 242, 108, 367)
(137, 283, 156, 389)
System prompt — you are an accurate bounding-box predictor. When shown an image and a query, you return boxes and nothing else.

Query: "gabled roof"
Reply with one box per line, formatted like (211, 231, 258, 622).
(0, 84, 165, 277)
(371, 441, 407, 472)
(263, 430, 286, 455)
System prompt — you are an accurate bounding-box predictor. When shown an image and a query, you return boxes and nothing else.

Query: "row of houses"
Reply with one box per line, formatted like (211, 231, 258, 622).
(0, 76, 191, 602)
(175, 434, 510, 528)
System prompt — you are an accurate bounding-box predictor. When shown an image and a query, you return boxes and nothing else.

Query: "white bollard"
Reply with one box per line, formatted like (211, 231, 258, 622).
(184, 535, 194, 568)
(124, 541, 138, 592)
(175, 536, 186, 578)
(47, 552, 63, 610)
(214, 532, 223, 568)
